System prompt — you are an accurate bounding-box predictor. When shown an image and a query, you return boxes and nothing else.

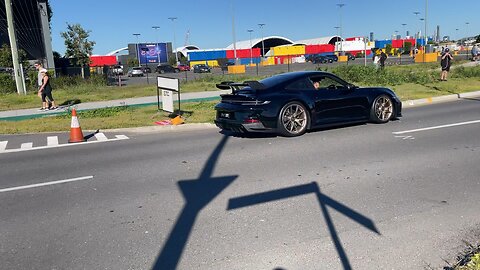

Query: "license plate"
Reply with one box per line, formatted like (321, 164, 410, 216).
(220, 112, 231, 118)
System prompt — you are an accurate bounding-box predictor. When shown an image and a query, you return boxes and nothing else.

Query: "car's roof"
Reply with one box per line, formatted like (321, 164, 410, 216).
(259, 71, 339, 87)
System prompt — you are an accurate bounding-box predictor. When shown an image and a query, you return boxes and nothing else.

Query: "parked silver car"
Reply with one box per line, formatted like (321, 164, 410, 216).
(127, 67, 144, 77)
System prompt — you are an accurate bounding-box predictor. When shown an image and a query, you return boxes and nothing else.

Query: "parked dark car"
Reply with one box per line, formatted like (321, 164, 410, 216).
(193, 64, 211, 73)
(324, 54, 338, 62)
(214, 71, 402, 137)
(345, 52, 356, 61)
(156, 64, 180, 74)
(220, 61, 235, 71)
(311, 55, 330, 64)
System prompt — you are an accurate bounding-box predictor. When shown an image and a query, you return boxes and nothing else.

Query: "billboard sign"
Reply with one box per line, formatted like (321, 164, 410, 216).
(138, 43, 168, 64)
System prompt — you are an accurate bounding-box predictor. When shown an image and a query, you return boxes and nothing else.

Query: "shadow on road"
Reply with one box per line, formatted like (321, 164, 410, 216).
(152, 135, 237, 269)
(228, 182, 381, 270)
(152, 135, 380, 270)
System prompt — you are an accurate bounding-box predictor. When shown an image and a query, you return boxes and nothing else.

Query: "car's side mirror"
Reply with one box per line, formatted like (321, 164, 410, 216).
(346, 84, 357, 91)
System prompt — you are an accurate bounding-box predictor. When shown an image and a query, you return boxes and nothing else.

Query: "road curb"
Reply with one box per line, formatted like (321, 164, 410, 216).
(104, 123, 218, 134)
(401, 90, 480, 108)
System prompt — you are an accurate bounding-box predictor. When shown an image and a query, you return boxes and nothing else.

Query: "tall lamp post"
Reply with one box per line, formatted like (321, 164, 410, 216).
(401, 23, 407, 59)
(133, 33, 141, 67)
(336, 3, 345, 55)
(247, 29, 254, 65)
(258, 23, 266, 59)
(465, 22, 470, 59)
(168, 17, 179, 65)
(334, 26, 340, 51)
(413, 11, 420, 39)
(424, 0, 428, 62)
(152, 26, 160, 63)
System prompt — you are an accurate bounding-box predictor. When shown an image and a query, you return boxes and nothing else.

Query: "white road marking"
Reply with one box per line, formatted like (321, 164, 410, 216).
(0, 141, 7, 152)
(94, 133, 108, 141)
(47, 136, 58, 146)
(393, 119, 480, 135)
(20, 142, 33, 149)
(395, 135, 415, 140)
(0, 176, 94, 193)
(0, 134, 129, 155)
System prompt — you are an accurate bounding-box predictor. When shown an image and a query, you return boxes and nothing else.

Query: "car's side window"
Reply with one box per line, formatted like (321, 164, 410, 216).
(285, 78, 315, 90)
(314, 76, 345, 90)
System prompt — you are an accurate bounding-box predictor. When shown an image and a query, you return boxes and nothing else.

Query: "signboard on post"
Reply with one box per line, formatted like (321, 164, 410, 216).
(157, 76, 180, 113)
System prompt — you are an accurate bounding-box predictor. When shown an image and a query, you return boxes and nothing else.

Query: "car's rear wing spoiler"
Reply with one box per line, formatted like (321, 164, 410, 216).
(216, 80, 266, 94)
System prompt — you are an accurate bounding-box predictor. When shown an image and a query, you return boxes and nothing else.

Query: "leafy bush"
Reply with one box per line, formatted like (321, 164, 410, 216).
(324, 65, 436, 86)
(450, 66, 480, 79)
(0, 73, 16, 94)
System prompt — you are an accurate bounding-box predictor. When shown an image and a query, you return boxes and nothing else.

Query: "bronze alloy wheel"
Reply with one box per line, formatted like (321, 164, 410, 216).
(279, 102, 308, 136)
(372, 95, 393, 123)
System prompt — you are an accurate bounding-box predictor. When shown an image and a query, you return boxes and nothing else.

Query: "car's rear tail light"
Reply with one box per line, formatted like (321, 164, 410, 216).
(244, 118, 260, 124)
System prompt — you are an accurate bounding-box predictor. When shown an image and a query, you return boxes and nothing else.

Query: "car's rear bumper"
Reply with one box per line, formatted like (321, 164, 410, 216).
(214, 119, 273, 133)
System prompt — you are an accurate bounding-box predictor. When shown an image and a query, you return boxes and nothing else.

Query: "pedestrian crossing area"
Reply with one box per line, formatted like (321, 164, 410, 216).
(0, 132, 129, 154)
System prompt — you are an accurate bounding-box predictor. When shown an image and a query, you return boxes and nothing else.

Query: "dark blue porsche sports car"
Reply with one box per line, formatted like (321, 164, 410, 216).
(214, 71, 402, 137)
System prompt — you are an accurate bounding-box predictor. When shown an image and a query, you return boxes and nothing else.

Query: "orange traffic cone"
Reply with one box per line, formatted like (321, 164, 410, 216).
(68, 108, 86, 143)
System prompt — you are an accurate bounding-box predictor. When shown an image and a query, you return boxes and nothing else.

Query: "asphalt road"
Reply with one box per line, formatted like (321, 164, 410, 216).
(1, 98, 480, 269)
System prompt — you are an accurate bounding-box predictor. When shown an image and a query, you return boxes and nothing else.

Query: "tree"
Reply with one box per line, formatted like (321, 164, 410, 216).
(476, 35, 480, 43)
(0, 44, 27, 67)
(403, 42, 412, 55)
(385, 44, 393, 55)
(60, 23, 95, 78)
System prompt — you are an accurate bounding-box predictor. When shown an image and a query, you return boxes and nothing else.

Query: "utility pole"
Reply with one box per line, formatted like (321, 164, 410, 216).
(258, 23, 265, 58)
(5, 0, 25, 95)
(152, 26, 160, 63)
(247, 29, 253, 65)
(133, 33, 141, 66)
(168, 17, 179, 65)
(337, 3, 345, 55)
(38, 0, 55, 74)
(231, 0, 237, 61)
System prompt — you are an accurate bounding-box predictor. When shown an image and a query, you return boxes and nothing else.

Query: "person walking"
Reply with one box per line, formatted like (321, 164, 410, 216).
(38, 70, 57, 111)
(34, 61, 52, 109)
(440, 48, 453, 81)
(379, 50, 388, 70)
(472, 44, 478, 62)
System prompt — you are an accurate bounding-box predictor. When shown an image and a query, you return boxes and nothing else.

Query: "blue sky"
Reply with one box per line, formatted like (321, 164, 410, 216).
(49, 0, 478, 55)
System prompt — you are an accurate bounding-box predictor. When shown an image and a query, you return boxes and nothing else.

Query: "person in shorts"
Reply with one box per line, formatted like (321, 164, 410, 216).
(440, 48, 453, 81)
(38, 70, 57, 111)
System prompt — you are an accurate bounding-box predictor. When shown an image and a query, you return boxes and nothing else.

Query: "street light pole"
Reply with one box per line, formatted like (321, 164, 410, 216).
(258, 23, 266, 59)
(413, 11, 420, 39)
(424, 0, 428, 61)
(336, 3, 345, 55)
(152, 26, 160, 63)
(133, 33, 141, 67)
(168, 17, 179, 65)
(247, 29, 253, 65)
(465, 22, 470, 59)
(231, 0, 237, 61)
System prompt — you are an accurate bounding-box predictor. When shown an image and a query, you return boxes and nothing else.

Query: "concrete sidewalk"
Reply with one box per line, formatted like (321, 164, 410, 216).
(0, 90, 231, 121)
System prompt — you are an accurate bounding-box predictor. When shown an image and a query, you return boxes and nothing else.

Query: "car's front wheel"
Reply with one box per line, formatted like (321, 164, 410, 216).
(277, 101, 309, 137)
(370, 95, 394, 123)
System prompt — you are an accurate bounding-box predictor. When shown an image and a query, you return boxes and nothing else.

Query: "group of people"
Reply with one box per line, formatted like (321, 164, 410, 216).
(372, 50, 388, 69)
(34, 61, 57, 111)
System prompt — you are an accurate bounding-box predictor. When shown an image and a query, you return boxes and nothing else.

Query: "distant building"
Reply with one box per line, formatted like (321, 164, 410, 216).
(436, 25, 440, 42)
